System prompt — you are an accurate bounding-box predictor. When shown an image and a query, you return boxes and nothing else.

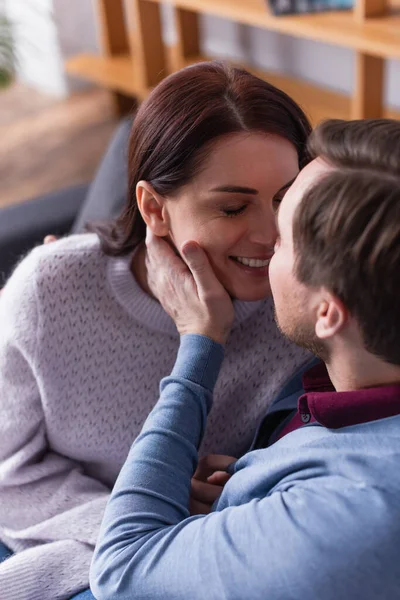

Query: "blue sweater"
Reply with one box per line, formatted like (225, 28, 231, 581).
(90, 335, 400, 600)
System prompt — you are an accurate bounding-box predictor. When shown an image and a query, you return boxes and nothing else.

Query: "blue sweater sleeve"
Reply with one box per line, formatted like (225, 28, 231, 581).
(90, 334, 227, 596)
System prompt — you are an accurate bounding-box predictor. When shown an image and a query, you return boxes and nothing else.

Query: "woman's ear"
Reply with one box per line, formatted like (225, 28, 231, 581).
(136, 181, 170, 237)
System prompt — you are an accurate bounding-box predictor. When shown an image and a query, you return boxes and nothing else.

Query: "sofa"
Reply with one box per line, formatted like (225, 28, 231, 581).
(0, 117, 132, 286)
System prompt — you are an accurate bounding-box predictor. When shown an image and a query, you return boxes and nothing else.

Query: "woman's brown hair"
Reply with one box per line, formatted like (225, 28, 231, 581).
(91, 60, 312, 256)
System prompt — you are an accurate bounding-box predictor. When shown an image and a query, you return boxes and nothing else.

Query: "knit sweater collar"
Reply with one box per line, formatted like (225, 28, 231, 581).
(107, 250, 269, 336)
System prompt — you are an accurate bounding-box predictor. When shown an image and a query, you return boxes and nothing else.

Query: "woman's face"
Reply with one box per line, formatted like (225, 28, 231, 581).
(165, 132, 300, 302)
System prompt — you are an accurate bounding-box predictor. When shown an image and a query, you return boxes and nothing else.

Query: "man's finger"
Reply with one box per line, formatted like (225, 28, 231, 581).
(191, 479, 224, 504)
(190, 498, 212, 516)
(193, 454, 237, 481)
(145, 228, 187, 273)
(181, 241, 224, 299)
(207, 471, 232, 486)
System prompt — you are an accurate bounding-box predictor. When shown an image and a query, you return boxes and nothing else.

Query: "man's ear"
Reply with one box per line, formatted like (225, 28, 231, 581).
(315, 291, 348, 340)
(136, 181, 170, 237)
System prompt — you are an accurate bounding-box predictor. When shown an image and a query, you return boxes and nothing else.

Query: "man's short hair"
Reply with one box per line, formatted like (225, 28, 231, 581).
(293, 119, 400, 365)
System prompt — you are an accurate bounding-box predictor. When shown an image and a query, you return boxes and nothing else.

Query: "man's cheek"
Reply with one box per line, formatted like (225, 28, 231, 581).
(268, 257, 278, 290)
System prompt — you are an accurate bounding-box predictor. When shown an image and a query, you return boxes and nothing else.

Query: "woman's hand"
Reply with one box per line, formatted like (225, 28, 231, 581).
(43, 235, 58, 244)
(190, 454, 236, 516)
(145, 230, 234, 345)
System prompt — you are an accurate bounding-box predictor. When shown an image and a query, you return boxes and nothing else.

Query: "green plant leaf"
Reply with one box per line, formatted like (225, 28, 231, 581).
(0, 68, 13, 88)
(0, 13, 15, 81)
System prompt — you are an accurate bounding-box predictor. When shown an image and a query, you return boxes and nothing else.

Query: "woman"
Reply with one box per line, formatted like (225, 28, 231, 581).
(0, 61, 312, 600)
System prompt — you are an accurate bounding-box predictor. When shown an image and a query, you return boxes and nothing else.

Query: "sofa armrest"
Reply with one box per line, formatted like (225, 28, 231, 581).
(0, 184, 89, 285)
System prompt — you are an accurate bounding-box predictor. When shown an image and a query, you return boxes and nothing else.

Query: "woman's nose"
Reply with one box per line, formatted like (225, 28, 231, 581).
(247, 207, 278, 247)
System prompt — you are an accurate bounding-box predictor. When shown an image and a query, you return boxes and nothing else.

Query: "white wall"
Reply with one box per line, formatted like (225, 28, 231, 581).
(52, 0, 98, 91)
(5, 0, 67, 97)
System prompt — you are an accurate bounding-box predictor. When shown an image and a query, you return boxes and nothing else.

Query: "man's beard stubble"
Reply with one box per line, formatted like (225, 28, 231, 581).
(274, 306, 331, 363)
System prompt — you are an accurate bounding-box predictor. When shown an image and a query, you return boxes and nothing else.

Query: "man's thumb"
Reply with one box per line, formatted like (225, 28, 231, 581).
(181, 240, 224, 300)
(181, 241, 205, 269)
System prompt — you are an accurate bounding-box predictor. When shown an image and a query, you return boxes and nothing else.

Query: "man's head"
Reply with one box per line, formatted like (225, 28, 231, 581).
(269, 118, 400, 368)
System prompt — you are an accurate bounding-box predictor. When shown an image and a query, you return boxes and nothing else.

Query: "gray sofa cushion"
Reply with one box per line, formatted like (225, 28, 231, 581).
(0, 184, 89, 285)
(71, 117, 132, 233)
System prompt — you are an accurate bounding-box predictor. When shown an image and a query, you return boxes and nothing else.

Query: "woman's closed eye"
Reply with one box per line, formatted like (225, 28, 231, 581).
(222, 196, 282, 217)
(222, 205, 247, 217)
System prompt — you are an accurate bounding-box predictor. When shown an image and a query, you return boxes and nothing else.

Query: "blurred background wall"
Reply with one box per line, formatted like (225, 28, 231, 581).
(2, 0, 399, 213)
(6, 0, 400, 109)
(3, 0, 67, 95)
(199, 12, 400, 110)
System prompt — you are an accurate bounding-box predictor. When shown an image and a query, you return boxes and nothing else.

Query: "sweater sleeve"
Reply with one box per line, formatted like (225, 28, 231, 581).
(0, 251, 110, 600)
(89, 334, 245, 600)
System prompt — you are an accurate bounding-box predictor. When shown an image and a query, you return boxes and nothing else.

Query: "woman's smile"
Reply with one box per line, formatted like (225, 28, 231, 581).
(229, 254, 273, 278)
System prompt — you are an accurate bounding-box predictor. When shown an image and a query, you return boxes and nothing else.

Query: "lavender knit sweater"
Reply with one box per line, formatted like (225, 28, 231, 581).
(0, 234, 309, 600)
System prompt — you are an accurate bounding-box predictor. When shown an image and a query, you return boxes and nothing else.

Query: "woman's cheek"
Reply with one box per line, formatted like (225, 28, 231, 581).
(190, 220, 243, 261)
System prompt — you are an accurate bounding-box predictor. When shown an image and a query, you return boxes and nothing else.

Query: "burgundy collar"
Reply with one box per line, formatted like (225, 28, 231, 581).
(299, 362, 400, 429)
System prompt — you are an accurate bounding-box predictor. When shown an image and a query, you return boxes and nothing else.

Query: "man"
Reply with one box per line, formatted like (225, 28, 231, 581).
(90, 119, 400, 600)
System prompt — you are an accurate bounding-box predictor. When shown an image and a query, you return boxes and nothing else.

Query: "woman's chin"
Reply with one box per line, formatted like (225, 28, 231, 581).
(227, 284, 272, 303)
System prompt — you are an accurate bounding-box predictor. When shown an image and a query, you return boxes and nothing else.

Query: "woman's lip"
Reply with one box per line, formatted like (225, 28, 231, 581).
(230, 257, 270, 277)
(230, 255, 273, 260)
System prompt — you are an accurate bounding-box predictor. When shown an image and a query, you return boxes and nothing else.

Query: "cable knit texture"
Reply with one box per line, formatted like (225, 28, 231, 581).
(0, 234, 310, 600)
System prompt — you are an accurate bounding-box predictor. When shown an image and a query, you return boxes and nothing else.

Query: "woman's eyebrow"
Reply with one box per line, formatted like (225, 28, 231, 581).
(210, 185, 259, 195)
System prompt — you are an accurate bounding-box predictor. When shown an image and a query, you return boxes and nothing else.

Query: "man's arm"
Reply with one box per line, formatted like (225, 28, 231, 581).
(90, 334, 381, 600)
(90, 334, 246, 600)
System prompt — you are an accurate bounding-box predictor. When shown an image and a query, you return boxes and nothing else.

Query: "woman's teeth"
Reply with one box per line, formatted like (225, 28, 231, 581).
(234, 257, 270, 268)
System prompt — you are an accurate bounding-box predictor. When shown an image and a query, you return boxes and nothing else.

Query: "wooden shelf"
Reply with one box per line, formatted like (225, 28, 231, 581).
(148, 0, 400, 59)
(66, 0, 400, 121)
(65, 53, 149, 100)
(179, 51, 400, 124)
(66, 48, 400, 125)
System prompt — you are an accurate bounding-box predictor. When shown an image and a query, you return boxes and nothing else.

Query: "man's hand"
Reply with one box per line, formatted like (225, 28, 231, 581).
(145, 230, 234, 345)
(190, 454, 236, 516)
